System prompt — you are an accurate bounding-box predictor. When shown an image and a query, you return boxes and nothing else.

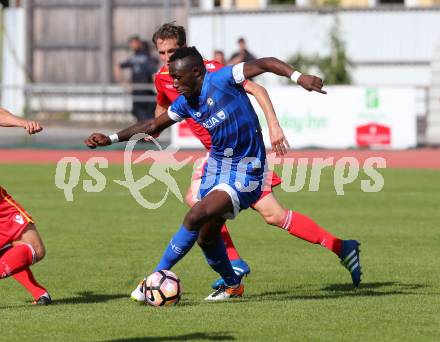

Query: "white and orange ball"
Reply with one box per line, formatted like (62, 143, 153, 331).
(144, 270, 181, 306)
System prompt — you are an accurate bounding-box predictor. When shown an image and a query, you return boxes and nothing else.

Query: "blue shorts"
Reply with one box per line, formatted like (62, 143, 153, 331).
(197, 157, 264, 219)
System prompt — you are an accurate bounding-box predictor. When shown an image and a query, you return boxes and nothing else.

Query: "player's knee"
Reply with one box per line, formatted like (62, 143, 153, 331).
(32, 242, 46, 262)
(196, 235, 216, 250)
(196, 236, 207, 249)
(184, 190, 197, 208)
(184, 205, 208, 229)
(262, 210, 285, 227)
(184, 209, 199, 227)
(263, 214, 277, 226)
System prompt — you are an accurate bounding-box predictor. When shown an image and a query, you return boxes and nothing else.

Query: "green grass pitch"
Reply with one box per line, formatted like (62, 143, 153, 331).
(0, 164, 439, 341)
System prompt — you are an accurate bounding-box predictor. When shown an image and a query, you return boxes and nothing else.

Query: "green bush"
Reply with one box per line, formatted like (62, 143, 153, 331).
(288, 18, 352, 85)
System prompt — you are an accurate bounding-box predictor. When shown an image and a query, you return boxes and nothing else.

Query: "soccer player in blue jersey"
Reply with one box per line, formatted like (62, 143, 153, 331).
(85, 47, 361, 300)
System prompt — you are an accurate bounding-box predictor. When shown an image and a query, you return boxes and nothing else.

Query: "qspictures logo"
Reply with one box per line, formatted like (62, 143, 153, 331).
(54, 134, 386, 209)
(54, 134, 191, 209)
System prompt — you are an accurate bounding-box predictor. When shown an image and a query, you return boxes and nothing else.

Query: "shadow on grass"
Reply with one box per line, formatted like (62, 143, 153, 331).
(244, 282, 428, 302)
(52, 291, 127, 305)
(53, 292, 201, 307)
(101, 332, 235, 341)
(0, 292, 201, 310)
(321, 281, 427, 292)
(0, 303, 30, 310)
(0, 282, 429, 309)
(0, 292, 133, 309)
(172, 300, 198, 307)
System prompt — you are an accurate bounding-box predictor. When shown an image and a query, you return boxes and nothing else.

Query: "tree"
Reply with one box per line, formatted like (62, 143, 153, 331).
(288, 17, 352, 85)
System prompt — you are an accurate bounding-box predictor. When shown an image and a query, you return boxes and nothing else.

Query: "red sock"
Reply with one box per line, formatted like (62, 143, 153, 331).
(0, 244, 34, 278)
(220, 224, 241, 261)
(12, 268, 47, 300)
(280, 210, 342, 256)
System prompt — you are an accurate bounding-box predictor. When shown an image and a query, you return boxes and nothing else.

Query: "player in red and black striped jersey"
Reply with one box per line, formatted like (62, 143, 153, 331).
(0, 108, 51, 305)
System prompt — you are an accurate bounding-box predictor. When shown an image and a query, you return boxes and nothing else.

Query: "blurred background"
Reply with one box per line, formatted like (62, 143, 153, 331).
(0, 0, 439, 149)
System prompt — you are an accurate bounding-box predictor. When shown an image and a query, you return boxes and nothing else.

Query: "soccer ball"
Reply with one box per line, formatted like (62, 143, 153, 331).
(144, 270, 181, 306)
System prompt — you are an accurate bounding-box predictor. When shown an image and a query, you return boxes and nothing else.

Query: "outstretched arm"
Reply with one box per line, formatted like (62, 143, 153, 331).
(0, 108, 43, 134)
(243, 80, 289, 156)
(84, 112, 175, 149)
(241, 58, 326, 94)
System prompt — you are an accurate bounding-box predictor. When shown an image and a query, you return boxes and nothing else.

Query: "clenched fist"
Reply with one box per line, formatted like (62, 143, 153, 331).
(22, 120, 43, 135)
(84, 133, 111, 149)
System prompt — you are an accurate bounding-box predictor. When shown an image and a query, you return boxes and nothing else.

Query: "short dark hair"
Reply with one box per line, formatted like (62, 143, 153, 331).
(169, 47, 203, 67)
(152, 22, 186, 48)
(238, 37, 245, 44)
(128, 35, 141, 42)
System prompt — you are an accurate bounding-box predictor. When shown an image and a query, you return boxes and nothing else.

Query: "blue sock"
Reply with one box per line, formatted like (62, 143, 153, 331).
(202, 238, 240, 286)
(154, 225, 199, 271)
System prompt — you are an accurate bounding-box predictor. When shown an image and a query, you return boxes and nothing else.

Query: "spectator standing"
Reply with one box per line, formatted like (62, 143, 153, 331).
(213, 50, 226, 65)
(228, 37, 256, 65)
(117, 36, 157, 121)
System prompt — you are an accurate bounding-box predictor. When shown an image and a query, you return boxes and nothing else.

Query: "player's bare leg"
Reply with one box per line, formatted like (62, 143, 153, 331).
(184, 176, 201, 208)
(181, 189, 233, 230)
(253, 193, 362, 287)
(1, 223, 51, 304)
(185, 176, 247, 263)
(12, 223, 46, 261)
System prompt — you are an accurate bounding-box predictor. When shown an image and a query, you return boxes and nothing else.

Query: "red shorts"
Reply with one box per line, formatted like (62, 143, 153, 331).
(0, 187, 34, 248)
(191, 153, 282, 204)
(252, 170, 282, 206)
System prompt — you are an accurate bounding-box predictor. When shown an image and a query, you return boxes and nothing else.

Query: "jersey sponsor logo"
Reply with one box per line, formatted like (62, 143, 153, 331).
(217, 111, 226, 120)
(202, 110, 227, 130)
(165, 84, 174, 89)
(207, 97, 215, 107)
(13, 214, 24, 225)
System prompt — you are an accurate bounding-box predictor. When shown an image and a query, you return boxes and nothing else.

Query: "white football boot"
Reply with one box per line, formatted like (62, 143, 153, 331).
(130, 279, 146, 303)
(205, 283, 244, 301)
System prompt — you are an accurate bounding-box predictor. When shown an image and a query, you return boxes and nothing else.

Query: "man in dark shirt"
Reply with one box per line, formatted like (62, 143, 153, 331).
(228, 37, 256, 65)
(118, 36, 157, 121)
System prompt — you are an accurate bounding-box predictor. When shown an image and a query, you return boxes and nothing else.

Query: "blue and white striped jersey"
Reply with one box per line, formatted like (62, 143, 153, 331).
(168, 64, 266, 176)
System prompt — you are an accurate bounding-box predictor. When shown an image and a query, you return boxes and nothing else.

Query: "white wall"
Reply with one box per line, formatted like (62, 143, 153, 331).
(1, 8, 26, 115)
(188, 8, 440, 87)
